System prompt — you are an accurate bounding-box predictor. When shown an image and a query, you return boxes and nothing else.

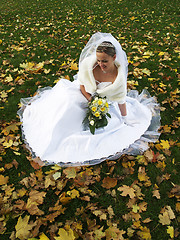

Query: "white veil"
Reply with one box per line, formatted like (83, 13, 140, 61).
(79, 32, 128, 75)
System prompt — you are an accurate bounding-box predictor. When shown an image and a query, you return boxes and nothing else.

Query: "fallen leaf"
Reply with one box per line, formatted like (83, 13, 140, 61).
(101, 176, 117, 189)
(63, 168, 77, 179)
(160, 140, 170, 149)
(15, 215, 35, 240)
(117, 185, 135, 198)
(55, 228, 75, 240)
(39, 233, 50, 240)
(137, 226, 151, 240)
(153, 189, 161, 199)
(0, 175, 9, 185)
(167, 226, 174, 238)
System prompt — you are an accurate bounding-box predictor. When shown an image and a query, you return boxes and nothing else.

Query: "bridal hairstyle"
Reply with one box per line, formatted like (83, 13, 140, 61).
(96, 41, 116, 57)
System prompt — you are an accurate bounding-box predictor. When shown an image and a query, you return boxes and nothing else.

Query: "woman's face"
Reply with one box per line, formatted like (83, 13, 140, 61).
(96, 52, 116, 73)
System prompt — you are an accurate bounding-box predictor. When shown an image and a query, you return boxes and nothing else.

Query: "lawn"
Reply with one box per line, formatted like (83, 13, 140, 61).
(0, 0, 179, 239)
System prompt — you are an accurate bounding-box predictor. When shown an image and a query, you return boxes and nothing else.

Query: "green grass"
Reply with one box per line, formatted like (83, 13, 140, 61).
(0, 0, 179, 239)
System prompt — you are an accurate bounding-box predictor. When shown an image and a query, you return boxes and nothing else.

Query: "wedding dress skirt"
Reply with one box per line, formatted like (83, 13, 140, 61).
(18, 79, 160, 166)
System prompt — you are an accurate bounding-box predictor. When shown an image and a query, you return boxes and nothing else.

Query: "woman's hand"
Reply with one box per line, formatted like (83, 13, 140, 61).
(122, 115, 140, 126)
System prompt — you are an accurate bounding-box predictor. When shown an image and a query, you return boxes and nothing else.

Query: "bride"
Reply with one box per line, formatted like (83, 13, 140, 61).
(18, 32, 160, 166)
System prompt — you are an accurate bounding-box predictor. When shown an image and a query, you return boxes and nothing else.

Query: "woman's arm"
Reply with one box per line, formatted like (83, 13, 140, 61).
(118, 103, 127, 116)
(80, 85, 92, 101)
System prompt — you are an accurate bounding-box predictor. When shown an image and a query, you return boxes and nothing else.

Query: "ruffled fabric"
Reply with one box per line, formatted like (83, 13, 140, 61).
(17, 80, 161, 167)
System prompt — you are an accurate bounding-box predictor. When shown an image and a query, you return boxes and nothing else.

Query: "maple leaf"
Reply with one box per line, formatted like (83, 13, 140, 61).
(152, 189, 161, 199)
(160, 140, 170, 149)
(101, 176, 117, 189)
(67, 189, 80, 199)
(39, 233, 50, 240)
(70, 61, 78, 70)
(142, 68, 151, 76)
(1, 122, 21, 135)
(55, 228, 75, 240)
(53, 171, 61, 180)
(25, 190, 46, 215)
(132, 204, 140, 213)
(159, 211, 171, 225)
(26, 199, 44, 215)
(107, 205, 115, 218)
(117, 185, 135, 198)
(15, 215, 35, 240)
(137, 226, 151, 240)
(167, 226, 174, 238)
(44, 175, 56, 188)
(105, 227, 126, 240)
(138, 166, 150, 183)
(0, 175, 9, 185)
(63, 167, 77, 179)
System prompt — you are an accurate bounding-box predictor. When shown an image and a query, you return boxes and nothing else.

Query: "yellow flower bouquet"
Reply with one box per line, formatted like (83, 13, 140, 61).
(83, 94, 111, 134)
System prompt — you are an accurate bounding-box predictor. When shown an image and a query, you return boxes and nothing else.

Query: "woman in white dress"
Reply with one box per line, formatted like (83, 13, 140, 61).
(18, 32, 160, 166)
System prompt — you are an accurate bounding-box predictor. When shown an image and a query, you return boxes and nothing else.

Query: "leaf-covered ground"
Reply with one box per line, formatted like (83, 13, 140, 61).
(0, 0, 179, 239)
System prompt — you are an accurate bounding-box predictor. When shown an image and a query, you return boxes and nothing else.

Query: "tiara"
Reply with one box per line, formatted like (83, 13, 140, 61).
(98, 42, 114, 48)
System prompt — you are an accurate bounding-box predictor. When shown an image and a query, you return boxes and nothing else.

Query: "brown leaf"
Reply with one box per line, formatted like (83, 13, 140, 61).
(153, 189, 161, 199)
(117, 185, 136, 199)
(101, 176, 117, 189)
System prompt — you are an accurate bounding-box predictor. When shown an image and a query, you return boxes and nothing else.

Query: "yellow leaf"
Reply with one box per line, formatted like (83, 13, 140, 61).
(70, 62, 78, 70)
(2, 122, 21, 135)
(158, 52, 165, 56)
(132, 204, 140, 213)
(94, 227, 106, 239)
(0, 39, 2, 44)
(3, 139, 13, 148)
(130, 16, 136, 20)
(63, 167, 77, 179)
(39, 233, 50, 240)
(142, 68, 151, 76)
(5, 74, 13, 82)
(167, 226, 174, 238)
(137, 226, 151, 240)
(0, 175, 9, 185)
(56, 228, 75, 240)
(160, 140, 170, 149)
(44, 69, 51, 74)
(15, 215, 35, 240)
(53, 172, 61, 180)
(67, 189, 80, 199)
(1, 91, 8, 98)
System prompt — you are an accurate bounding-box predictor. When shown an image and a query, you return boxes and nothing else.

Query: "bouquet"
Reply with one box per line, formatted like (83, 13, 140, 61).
(83, 93, 111, 134)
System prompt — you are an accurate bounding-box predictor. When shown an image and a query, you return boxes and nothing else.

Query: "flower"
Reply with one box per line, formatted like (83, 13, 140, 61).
(91, 106, 97, 112)
(105, 102, 109, 108)
(100, 107, 105, 112)
(90, 120, 95, 126)
(95, 111, 100, 117)
(98, 99, 103, 105)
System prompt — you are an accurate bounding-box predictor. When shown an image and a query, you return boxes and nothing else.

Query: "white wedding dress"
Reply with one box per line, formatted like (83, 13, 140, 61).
(18, 77, 161, 166)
